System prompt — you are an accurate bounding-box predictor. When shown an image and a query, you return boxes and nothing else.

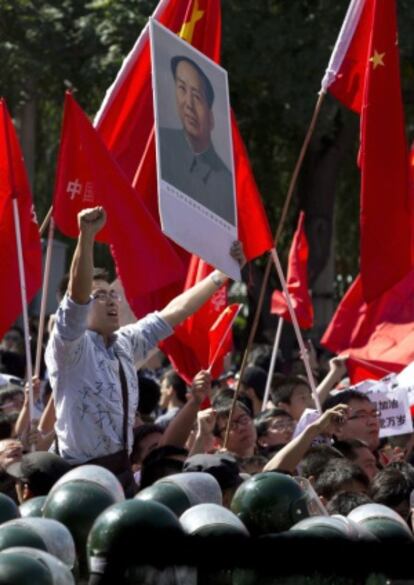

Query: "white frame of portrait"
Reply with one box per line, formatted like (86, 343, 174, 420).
(150, 19, 240, 280)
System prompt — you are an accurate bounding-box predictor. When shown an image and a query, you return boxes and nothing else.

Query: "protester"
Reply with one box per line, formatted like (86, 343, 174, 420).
(44, 206, 245, 495)
(155, 368, 188, 429)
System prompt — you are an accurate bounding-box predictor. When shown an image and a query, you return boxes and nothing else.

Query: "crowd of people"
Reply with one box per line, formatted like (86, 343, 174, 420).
(0, 207, 413, 584)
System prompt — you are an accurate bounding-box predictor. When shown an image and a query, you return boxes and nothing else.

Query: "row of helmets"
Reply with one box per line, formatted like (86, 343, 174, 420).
(0, 465, 411, 584)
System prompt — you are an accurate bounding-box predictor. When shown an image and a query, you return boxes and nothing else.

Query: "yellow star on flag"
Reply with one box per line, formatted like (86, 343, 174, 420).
(179, 0, 204, 44)
(369, 50, 385, 69)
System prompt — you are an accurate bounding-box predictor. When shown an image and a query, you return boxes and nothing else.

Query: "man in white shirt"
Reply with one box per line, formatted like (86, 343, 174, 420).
(45, 206, 244, 494)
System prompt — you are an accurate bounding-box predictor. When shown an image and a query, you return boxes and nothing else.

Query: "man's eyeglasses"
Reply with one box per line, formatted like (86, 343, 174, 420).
(269, 421, 295, 432)
(347, 410, 380, 422)
(92, 290, 122, 302)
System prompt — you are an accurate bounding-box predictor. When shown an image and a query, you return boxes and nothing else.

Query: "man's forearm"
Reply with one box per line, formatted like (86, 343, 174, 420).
(68, 232, 95, 304)
(263, 423, 319, 474)
(160, 270, 228, 328)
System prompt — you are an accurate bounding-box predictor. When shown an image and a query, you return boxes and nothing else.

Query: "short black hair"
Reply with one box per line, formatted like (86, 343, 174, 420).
(333, 439, 370, 461)
(0, 413, 13, 439)
(161, 368, 187, 404)
(322, 389, 372, 412)
(254, 408, 293, 439)
(213, 400, 252, 437)
(298, 444, 344, 480)
(271, 376, 310, 406)
(131, 423, 164, 465)
(137, 375, 161, 417)
(314, 459, 370, 501)
(139, 445, 188, 489)
(92, 268, 110, 283)
(326, 491, 372, 516)
(370, 467, 413, 510)
(171, 55, 215, 108)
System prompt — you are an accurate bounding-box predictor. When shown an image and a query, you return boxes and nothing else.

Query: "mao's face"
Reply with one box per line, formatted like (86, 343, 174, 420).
(174, 60, 214, 150)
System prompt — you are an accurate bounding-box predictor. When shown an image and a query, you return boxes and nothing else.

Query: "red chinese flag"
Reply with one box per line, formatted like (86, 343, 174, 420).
(358, 0, 412, 302)
(346, 356, 402, 384)
(0, 99, 42, 339)
(159, 255, 228, 384)
(322, 0, 373, 113)
(95, 0, 272, 263)
(208, 303, 241, 367)
(53, 93, 184, 301)
(322, 268, 414, 370)
(271, 212, 313, 330)
(323, 0, 412, 302)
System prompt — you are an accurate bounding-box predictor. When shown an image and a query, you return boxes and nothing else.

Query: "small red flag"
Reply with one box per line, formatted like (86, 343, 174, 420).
(271, 212, 313, 330)
(322, 269, 414, 370)
(53, 93, 184, 301)
(0, 100, 42, 339)
(159, 255, 229, 384)
(208, 303, 241, 369)
(346, 356, 402, 385)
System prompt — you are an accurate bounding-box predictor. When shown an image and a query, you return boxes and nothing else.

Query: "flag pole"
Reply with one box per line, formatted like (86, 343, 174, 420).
(34, 216, 55, 378)
(207, 306, 242, 374)
(11, 198, 35, 422)
(39, 205, 53, 237)
(1, 100, 35, 424)
(271, 248, 321, 413)
(223, 91, 325, 447)
(261, 318, 284, 412)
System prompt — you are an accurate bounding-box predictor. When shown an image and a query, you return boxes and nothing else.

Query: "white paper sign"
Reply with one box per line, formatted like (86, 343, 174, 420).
(365, 387, 413, 438)
(396, 361, 414, 406)
(150, 19, 240, 280)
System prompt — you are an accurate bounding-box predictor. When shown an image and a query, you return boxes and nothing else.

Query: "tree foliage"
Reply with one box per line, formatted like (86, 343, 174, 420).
(0, 0, 413, 287)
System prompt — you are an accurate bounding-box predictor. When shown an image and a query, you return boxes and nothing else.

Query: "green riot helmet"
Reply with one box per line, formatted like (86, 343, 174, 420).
(348, 503, 414, 542)
(156, 472, 222, 505)
(49, 465, 124, 504)
(0, 551, 53, 585)
(0, 518, 75, 569)
(289, 516, 355, 539)
(0, 493, 20, 525)
(331, 515, 379, 542)
(20, 496, 47, 518)
(136, 482, 191, 517)
(231, 472, 311, 535)
(87, 499, 183, 580)
(3, 547, 75, 585)
(43, 480, 117, 577)
(180, 503, 249, 537)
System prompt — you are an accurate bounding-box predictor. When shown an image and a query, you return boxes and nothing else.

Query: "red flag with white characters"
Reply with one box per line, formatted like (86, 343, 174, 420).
(53, 93, 184, 301)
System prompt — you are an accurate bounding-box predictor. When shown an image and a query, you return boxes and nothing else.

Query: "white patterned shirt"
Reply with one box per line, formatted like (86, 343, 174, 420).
(45, 295, 172, 464)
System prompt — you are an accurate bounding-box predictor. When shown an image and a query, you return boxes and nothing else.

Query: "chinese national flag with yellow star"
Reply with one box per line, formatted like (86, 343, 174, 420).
(323, 0, 412, 303)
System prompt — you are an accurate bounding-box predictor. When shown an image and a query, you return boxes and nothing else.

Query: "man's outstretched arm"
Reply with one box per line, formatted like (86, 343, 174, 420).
(68, 207, 106, 304)
(159, 241, 245, 328)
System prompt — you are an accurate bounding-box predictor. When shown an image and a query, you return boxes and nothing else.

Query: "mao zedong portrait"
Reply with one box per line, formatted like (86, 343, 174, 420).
(159, 55, 236, 225)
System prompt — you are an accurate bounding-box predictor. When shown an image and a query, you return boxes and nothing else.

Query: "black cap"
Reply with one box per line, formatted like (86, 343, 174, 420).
(170, 55, 215, 108)
(6, 451, 72, 495)
(183, 454, 243, 491)
(241, 366, 268, 400)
